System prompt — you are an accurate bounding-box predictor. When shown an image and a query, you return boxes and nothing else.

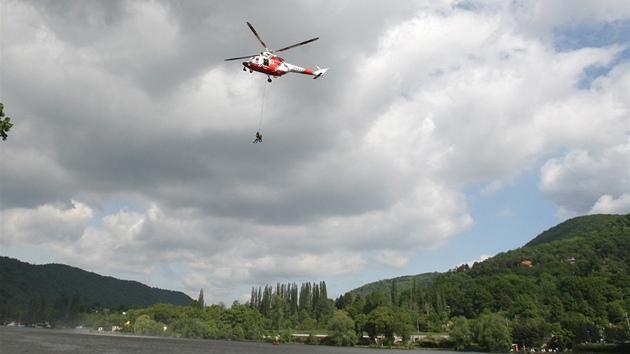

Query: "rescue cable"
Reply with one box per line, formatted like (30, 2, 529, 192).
(258, 79, 266, 132)
(252, 80, 266, 144)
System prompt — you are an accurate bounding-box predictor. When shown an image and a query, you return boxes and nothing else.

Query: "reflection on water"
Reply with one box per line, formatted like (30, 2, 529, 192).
(0, 326, 464, 354)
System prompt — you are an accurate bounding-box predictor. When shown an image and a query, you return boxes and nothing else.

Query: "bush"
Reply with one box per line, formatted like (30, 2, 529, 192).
(133, 315, 164, 336)
(573, 342, 630, 353)
(306, 333, 320, 345)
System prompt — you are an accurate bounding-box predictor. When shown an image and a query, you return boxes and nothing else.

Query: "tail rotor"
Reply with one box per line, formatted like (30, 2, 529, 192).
(313, 65, 329, 79)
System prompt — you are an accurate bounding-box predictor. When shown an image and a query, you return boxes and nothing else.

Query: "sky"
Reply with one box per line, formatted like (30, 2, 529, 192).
(1, 0, 629, 305)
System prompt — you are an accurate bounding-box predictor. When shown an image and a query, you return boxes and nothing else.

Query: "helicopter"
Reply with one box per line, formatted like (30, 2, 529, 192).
(225, 22, 329, 83)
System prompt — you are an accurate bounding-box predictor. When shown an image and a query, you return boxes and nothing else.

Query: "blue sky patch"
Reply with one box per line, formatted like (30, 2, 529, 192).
(554, 19, 630, 52)
(578, 47, 628, 89)
(87, 199, 146, 228)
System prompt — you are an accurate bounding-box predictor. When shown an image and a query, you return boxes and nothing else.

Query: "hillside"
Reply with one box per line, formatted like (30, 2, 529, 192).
(344, 213, 630, 346)
(1, 214, 626, 349)
(0, 257, 192, 311)
(350, 214, 629, 295)
(525, 213, 625, 247)
(350, 272, 439, 299)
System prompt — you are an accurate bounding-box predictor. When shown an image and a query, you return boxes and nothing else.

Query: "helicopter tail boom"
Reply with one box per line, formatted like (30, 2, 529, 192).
(285, 63, 327, 78)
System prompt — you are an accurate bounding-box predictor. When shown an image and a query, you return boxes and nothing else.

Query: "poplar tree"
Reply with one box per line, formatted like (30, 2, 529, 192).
(391, 278, 398, 306)
(197, 289, 205, 308)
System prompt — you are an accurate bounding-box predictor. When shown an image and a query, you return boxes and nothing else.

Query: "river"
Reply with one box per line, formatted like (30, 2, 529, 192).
(0, 326, 462, 353)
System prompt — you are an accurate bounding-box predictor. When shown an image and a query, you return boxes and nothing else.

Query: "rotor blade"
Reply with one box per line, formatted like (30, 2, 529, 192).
(247, 22, 269, 51)
(224, 54, 256, 61)
(274, 37, 319, 53)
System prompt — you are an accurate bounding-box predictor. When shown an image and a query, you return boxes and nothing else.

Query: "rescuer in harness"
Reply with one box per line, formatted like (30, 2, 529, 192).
(253, 131, 263, 143)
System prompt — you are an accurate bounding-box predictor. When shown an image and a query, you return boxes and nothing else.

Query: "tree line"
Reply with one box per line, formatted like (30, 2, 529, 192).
(3, 214, 629, 352)
(0, 256, 191, 314)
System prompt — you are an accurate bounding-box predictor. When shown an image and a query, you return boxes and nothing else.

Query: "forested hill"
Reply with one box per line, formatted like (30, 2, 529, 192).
(350, 272, 440, 299)
(0, 257, 192, 310)
(350, 213, 629, 295)
(343, 213, 630, 346)
(525, 213, 627, 247)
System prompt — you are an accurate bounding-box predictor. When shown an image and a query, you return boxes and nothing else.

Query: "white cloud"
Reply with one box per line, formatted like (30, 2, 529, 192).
(376, 250, 409, 268)
(589, 194, 630, 215)
(1, 201, 92, 247)
(1, 0, 628, 304)
(539, 145, 629, 216)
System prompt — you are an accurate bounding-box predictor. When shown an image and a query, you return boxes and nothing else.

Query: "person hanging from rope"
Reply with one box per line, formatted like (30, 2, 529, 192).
(253, 131, 263, 143)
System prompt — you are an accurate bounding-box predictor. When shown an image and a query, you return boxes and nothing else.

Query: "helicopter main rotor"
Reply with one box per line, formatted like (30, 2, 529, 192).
(224, 22, 319, 62)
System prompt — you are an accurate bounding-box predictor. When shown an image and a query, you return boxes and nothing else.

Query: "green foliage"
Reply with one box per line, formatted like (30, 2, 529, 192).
(0, 256, 192, 313)
(366, 306, 395, 344)
(573, 342, 630, 353)
(450, 316, 472, 349)
(350, 273, 438, 299)
(473, 313, 512, 353)
(364, 290, 389, 314)
(326, 310, 356, 346)
(189, 289, 205, 309)
(525, 214, 624, 247)
(306, 333, 320, 345)
(299, 317, 317, 331)
(133, 314, 164, 336)
(413, 334, 455, 349)
(222, 303, 265, 340)
(345, 213, 630, 348)
(512, 316, 549, 350)
(2, 214, 628, 350)
(144, 303, 179, 324)
(0, 103, 13, 141)
(167, 317, 206, 338)
(391, 307, 414, 342)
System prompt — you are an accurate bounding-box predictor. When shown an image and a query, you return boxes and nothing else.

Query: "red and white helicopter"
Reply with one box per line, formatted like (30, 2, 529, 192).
(225, 22, 328, 83)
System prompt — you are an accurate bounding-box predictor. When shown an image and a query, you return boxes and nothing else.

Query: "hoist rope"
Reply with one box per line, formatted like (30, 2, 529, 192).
(258, 80, 266, 131)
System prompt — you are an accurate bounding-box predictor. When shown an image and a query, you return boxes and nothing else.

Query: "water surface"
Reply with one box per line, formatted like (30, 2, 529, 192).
(1, 326, 462, 353)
